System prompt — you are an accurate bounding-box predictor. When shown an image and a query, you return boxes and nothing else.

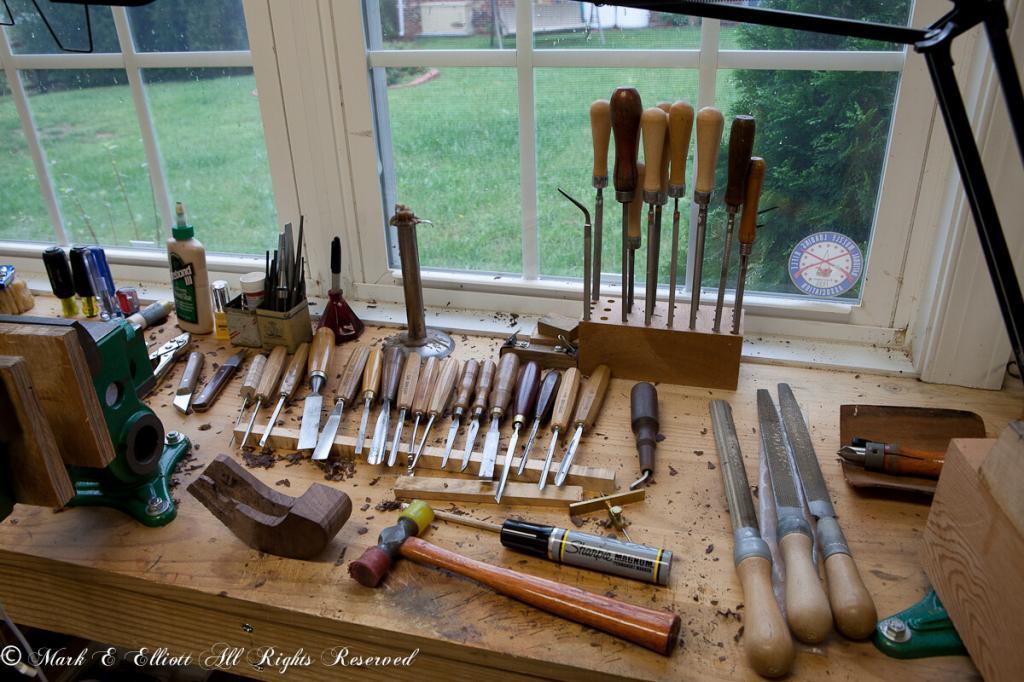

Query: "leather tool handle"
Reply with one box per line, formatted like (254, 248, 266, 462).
(453, 359, 479, 413)
(779, 533, 833, 644)
(256, 346, 288, 402)
(574, 364, 611, 431)
(489, 353, 520, 417)
(641, 108, 668, 195)
(590, 99, 611, 181)
(724, 115, 756, 208)
(550, 367, 580, 433)
(627, 163, 645, 242)
(307, 327, 335, 381)
(610, 87, 643, 198)
(240, 353, 267, 400)
(824, 550, 877, 640)
(694, 106, 725, 195)
(630, 382, 659, 475)
(412, 356, 439, 416)
(736, 556, 795, 677)
(656, 101, 672, 193)
(177, 351, 205, 395)
(380, 346, 405, 403)
(738, 158, 766, 245)
(278, 342, 310, 400)
(428, 357, 460, 416)
(192, 354, 242, 412)
(399, 536, 681, 655)
(337, 346, 370, 405)
(533, 370, 561, 426)
(512, 361, 541, 424)
(471, 359, 496, 415)
(396, 351, 421, 410)
(668, 101, 694, 189)
(361, 348, 383, 402)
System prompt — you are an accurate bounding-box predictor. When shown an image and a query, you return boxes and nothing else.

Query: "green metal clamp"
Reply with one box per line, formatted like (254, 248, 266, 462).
(874, 589, 968, 659)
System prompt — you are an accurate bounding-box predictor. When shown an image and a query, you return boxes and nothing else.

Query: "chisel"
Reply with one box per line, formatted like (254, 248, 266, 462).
(653, 101, 672, 315)
(610, 87, 643, 322)
(409, 356, 439, 456)
(539, 367, 579, 490)
(710, 399, 794, 678)
(479, 353, 520, 480)
(778, 384, 876, 640)
(629, 382, 658, 489)
(496, 360, 541, 503)
(731, 158, 766, 335)
(231, 353, 266, 444)
(554, 364, 610, 487)
(713, 116, 756, 333)
(460, 359, 496, 472)
(173, 351, 205, 414)
(297, 327, 336, 450)
(409, 357, 460, 474)
(590, 99, 610, 301)
(368, 346, 406, 465)
(558, 188, 592, 321)
(756, 389, 832, 644)
(517, 368, 561, 476)
(641, 106, 668, 325)
(442, 359, 479, 468)
(627, 162, 646, 313)
(241, 345, 287, 448)
(311, 346, 369, 461)
(259, 342, 310, 448)
(388, 352, 421, 467)
(837, 440, 945, 479)
(354, 348, 383, 457)
(666, 101, 694, 328)
(192, 350, 246, 413)
(690, 107, 725, 329)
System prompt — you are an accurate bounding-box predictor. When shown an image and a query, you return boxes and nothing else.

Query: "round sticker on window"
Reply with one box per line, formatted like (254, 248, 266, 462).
(788, 231, 863, 297)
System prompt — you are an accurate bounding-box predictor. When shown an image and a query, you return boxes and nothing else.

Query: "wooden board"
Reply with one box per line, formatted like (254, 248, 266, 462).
(393, 476, 583, 507)
(0, 356, 74, 507)
(0, 322, 114, 467)
(921, 435, 1024, 682)
(979, 420, 1024, 535)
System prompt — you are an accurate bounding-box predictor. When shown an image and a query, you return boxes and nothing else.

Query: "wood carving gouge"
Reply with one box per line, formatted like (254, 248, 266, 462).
(241, 345, 286, 449)
(610, 87, 642, 323)
(354, 348, 383, 457)
(517, 368, 561, 476)
(713, 115, 755, 333)
(690, 107, 724, 330)
(409, 357, 460, 474)
(539, 367, 579, 490)
(479, 353, 520, 480)
(590, 99, 610, 301)
(259, 342, 309, 448)
(554, 365, 610, 487)
(558, 188, 592, 321)
(388, 351, 421, 466)
(666, 101, 694, 328)
(442, 359, 479, 468)
(298, 327, 336, 450)
(368, 347, 405, 465)
(461, 359, 496, 472)
(496, 361, 541, 503)
(311, 346, 369, 462)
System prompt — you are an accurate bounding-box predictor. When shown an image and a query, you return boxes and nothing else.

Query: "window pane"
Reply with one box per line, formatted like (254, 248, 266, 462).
(4, 0, 119, 54)
(128, 0, 249, 52)
(708, 68, 902, 300)
(534, 2, 701, 50)
(382, 66, 520, 273)
(24, 69, 159, 248)
(144, 67, 276, 255)
(0, 72, 53, 242)
(370, 0, 515, 49)
(728, 0, 913, 52)
(537, 69, 698, 282)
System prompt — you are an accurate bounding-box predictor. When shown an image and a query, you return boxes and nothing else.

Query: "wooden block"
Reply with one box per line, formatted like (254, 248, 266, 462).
(394, 476, 583, 507)
(536, 314, 579, 341)
(578, 296, 741, 390)
(0, 356, 74, 507)
(921, 435, 1024, 682)
(0, 322, 114, 468)
(980, 421, 1024, 535)
(235, 421, 617, 493)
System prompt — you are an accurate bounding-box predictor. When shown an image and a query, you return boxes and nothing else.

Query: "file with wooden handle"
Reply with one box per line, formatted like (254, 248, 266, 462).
(461, 359, 496, 472)
(388, 352, 421, 467)
(312, 346, 370, 462)
(259, 342, 310, 448)
(241, 345, 287, 448)
(554, 365, 610, 487)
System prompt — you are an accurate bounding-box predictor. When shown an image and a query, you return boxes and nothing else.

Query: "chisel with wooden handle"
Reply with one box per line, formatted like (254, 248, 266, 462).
(368, 346, 406, 465)
(479, 353, 520, 480)
(241, 345, 287, 448)
(590, 99, 611, 301)
(354, 348, 383, 457)
(297, 327, 336, 450)
(713, 116, 756, 333)
(312, 346, 370, 461)
(627, 162, 645, 313)
(732, 157, 766, 335)
(666, 101, 694, 327)
(409, 357, 460, 473)
(641, 107, 668, 325)
(690, 106, 725, 329)
(388, 352, 421, 467)
(231, 353, 266, 444)
(193, 350, 245, 413)
(409, 356, 439, 457)
(539, 367, 579, 490)
(496, 360, 541, 503)
(610, 86, 643, 322)
(837, 440, 945, 479)
(554, 365, 610, 487)
(517, 368, 561, 476)
(442, 359, 479, 468)
(173, 351, 205, 414)
(461, 359, 496, 472)
(259, 342, 310, 448)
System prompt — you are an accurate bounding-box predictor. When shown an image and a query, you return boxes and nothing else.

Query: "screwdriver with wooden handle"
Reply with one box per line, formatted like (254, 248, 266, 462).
(539, 367, 580, 490)
(387, 352, 420, 466)
(408, 356, 439, 456)
(713, 116, 756, 333)
(666, 101, 694, 328)
(297, 327, 336, 450)
(173, 351, 205, 414)
(479, 353, 520, 480)
(554, 365, 611, 487)
(241, 345, 287, 448)
(231, 353, 266, 444)
(496, 360, 541, 503)
(354, 348, 383, 457)
(590, 99, 610, 302)
(690, 106, 725, 330)
(641, 107, 668, 326)
(442, 359, 479, 468)
(460, 359, 496, 472)
(312, 346, 369, 461)
(409, 357, 460, 474)
(627, 162, 645, 313)
(259, 342, 310, 448)
(367, 347, 405, 465)
(731, 157, 766, 335)
(516, 369, 561, 476)
(610, 87, 643, 322)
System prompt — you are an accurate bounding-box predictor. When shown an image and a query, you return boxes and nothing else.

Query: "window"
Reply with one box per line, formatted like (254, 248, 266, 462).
(0, 0, 277, 255)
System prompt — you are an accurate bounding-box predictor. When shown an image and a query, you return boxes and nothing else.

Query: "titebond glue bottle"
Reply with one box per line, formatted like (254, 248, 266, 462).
(167, 202, 213, 334)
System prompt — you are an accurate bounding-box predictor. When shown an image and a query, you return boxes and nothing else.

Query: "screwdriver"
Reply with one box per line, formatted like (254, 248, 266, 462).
(554, 365, 611, 487)
(311, 346, 370, 461)
(629, 382, 659, 489)
(731, 157, 766, 335)
(297, 327, 336, 450)
(496, 360, 541, 503)
(409, 357, 461, 474)
(387, 351, 421, 466)
(590, 99, 611, 302)
(479, 353, 520, 480)
(231, 353, 267, 444)
(259, 342, 310, 448)
(666, 101, 695, 328)
(442, 359, 479, 468)
(539, 367, 580, 490)
(367, 347, 406, 465)
(641, 106, 668, 326)
(68, 246, 99, 318)
(42, 246, 78, 318)
(713, 116, 756, 333)
(460, 359, 496, 472)
(610, 86, 643, 323)
(690, 106, 725, 330)
(241, 345, 287, 448)
(354, 348, 383, 457)
(408, 356, 439, 455)
(517, 369, 561, 476)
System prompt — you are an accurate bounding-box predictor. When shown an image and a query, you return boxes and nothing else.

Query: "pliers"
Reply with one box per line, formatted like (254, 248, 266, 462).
(149, 332, 191, 390)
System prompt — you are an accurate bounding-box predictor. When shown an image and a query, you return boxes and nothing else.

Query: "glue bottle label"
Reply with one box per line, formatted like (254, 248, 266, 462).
(169, 253, 198, 324)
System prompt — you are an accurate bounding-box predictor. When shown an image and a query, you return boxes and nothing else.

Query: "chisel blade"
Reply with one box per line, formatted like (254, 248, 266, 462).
(479, 417, 500, 479)
(388, 408, 407, 467)
(367, 402, 390, 465)
(460, 417, 481, 472)
(495, 427, 520, 502)
(554, 424, 583, 487)
(517, 420, 541, 476)
(354, 399, 371, 456)
(710, 400, 759, 533)
(312, 400, 344, 462)
(441, 416, 461, 469)
(756, 390, 805, 521)
(777, 384, 835, 521)
(296, 393, 324, 450)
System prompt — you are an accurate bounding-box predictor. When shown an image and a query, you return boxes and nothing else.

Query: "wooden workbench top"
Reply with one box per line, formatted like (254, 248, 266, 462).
(1, 311, 1020, 680)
